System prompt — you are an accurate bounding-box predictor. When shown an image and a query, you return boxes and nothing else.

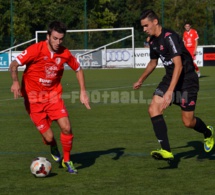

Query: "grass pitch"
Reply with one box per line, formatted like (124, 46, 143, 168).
(0, 67, 215, 194)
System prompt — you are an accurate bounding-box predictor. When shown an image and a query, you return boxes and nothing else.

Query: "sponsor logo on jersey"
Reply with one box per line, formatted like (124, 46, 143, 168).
(55, 57, 61, 65)
(188, 101, 195, 106)
(160, 55, 173, 66)
(39, 78, 53, 86)
(160, 45, 164, 50)
(164, 32, 172, 38)
(45, 65, 58, 78)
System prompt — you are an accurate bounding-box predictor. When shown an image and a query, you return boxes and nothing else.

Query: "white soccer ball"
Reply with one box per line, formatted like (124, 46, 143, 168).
(30, 157, 52, 178)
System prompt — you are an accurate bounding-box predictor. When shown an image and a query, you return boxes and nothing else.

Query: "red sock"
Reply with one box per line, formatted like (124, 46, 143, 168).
(60, 133, 74, 162)
(193, 62, 199, 72)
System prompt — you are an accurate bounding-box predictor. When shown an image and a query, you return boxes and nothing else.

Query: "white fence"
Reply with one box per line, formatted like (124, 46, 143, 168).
(0, 47, 205, 71)
(0, 38, 36, 71)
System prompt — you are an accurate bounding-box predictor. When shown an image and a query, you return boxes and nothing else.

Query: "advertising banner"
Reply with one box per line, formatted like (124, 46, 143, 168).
(134, 48, 164, 68)
(195, 47, 203, 67)
(0, 46, 208, 71)
(0, 53, 9, 70)
(102, 49, 134, 68)
(134, 47, 203, 68)
(71, 50, 102, 68)
(203, 47, 215, 66)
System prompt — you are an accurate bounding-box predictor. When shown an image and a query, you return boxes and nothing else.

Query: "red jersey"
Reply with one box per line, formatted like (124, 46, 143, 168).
(183, 28, 199, 48)
(16, 41, 80, 103)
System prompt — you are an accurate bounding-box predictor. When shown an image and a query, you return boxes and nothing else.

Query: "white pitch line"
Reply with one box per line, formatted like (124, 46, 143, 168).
(0, 97, 23, 102)
(87, 83, 158, 92)
(2, 82, 213, 103)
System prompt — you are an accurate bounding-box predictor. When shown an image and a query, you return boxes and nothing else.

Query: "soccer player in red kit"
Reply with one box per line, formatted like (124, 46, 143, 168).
(183, 22, 201, 77)
(9, 21, 91, 174)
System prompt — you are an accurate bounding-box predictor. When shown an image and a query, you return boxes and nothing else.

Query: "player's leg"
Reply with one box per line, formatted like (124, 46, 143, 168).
(25, 100, 61, 162)
(149, 91, 174, 160)
(32, 114, 61, 162)
(193, 61, 200, 72)
(180, 80, 213, 152)
(41, 126, 61, 163)
(57, 117, 77, 174)
(193, 51, 200, 77)
(47, 98, 77, 174)
(57, 116, 73, 163)
(181, 110, 214, 152)
(193, 61, 200, 77)
(188, 47, 200, 77)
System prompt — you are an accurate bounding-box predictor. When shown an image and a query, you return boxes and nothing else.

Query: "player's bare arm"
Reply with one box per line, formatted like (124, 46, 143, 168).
(76, 68, 91, 109)
(162, 56, 183, 109)
(133, 59, 158, 89)
(9, 60, 21, 99)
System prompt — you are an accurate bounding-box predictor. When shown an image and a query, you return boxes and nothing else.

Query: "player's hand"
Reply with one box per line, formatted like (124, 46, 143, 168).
(133, 81, 142, 90)
(11, 81, 21, 99)
(162, 91, 173, 109)
(80, 91, 91, 109)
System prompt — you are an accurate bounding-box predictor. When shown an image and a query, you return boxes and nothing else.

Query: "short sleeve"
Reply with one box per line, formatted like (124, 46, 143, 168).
(16, 44, 39, 66)
(67, 52, 81, 71)
(165, 34, 182, 58)
(150, 45, 159, 59)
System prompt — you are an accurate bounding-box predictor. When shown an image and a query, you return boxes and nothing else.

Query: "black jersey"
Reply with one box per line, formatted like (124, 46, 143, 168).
(150, 28, 199, 92)
(149, 28, 195, 80)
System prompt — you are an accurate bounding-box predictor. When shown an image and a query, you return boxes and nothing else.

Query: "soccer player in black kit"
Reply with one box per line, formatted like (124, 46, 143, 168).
(133, 9, 214, 161)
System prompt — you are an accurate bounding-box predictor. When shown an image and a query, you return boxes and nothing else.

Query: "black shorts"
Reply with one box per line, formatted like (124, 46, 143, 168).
(153, 73, 199, 111)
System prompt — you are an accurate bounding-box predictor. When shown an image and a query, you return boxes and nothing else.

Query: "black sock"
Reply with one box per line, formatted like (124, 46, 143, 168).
(151, 115, 171, 152)
(194, 117, 211, 138)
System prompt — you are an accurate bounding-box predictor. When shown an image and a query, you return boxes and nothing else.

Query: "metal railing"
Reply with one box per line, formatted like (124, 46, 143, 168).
(0, 38, 36, 67)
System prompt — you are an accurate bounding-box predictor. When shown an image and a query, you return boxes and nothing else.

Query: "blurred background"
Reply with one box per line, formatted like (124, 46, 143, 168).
(0, 0, 215, 50)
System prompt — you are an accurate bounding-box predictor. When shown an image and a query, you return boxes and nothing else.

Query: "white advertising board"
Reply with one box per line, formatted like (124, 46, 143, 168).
(0, 47, 204, 71)
(102, 49, 134, 68)
(134, 47, 203, 68)
(134, 48, 163, 68)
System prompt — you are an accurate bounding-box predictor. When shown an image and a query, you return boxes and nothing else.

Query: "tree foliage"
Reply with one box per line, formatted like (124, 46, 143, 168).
(0, 0, 214, 50)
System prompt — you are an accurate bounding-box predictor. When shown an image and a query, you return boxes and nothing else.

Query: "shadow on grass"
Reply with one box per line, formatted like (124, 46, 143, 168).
(69, 147, 125, 170)
(158, 141, 215, 170)
(199, 75, 208, 79)
(47, 172, 58, 177)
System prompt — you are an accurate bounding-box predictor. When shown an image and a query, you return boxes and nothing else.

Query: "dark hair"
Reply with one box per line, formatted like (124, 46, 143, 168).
(184, 22, 191, 26)
(139, 9, 159, 23)
(47, 21, 67, 35)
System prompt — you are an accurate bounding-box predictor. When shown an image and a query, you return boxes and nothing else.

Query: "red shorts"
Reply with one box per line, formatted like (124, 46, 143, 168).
(25, 98, 68, 134)
(186, 47, 196, 60)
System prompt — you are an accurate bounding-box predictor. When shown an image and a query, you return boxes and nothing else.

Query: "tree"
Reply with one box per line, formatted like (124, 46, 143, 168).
(0, 1, 11, 49)
(89, 0, 118, 29)
(0, 0, 214, 51)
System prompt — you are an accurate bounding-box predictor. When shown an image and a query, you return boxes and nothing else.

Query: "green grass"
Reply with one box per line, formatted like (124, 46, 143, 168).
(0, 67, 215, 194)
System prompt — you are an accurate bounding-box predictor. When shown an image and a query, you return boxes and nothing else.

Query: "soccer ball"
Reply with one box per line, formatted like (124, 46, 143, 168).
(30, 157, 52, 178)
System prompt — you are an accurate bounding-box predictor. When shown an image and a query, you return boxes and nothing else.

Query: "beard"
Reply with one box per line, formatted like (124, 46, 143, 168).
(48, 39, 59, 52)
